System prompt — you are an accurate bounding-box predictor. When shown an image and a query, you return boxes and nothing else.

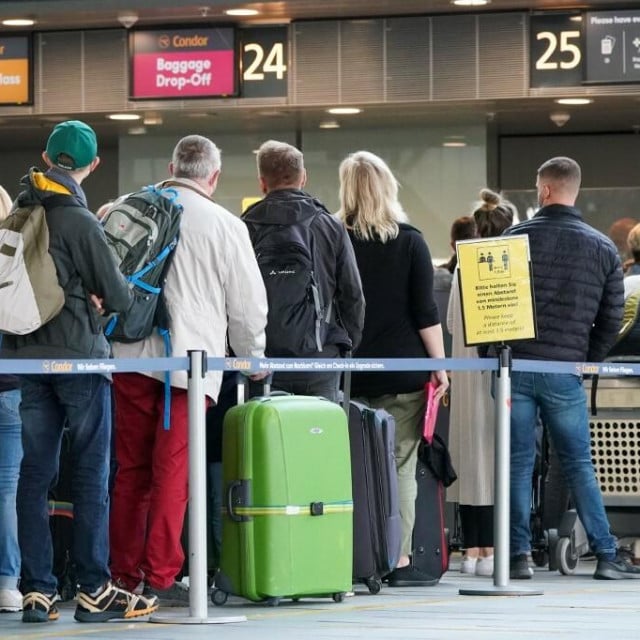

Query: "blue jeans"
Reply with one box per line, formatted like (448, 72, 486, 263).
(17, 374, 112, 594)
(0, 389, 22, 589)
(510, 371, 616, 559)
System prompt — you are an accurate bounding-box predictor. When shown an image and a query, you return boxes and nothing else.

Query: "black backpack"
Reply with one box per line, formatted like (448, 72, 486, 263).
(102, 185, 182, 342)
(247, 213, 326, 357)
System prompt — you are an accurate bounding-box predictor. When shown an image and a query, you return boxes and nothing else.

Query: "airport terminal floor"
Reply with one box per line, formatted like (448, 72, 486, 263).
(1, 556, 638, 640)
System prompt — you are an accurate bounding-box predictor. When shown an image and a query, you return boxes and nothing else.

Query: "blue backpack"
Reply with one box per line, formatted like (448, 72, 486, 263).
(102, 185, 182, 343)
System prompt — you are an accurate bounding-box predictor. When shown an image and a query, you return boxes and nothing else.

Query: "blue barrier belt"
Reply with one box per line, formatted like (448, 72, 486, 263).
(0, 357, 639, 376)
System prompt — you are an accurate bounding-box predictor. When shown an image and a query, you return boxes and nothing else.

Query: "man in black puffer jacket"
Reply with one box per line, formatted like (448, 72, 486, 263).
(503, 156, 639, 581)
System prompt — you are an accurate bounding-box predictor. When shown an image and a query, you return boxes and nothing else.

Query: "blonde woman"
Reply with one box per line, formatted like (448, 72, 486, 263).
(337, 151, 449, 586)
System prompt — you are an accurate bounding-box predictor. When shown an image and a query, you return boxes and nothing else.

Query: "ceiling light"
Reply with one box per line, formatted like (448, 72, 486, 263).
(443, 136, 467, 147)
(107, 113, 141, 121)
(555, 98, 593, 105)
(451, 0, 490, 6)
(128, 126, 147, 135)
(225, 9, 259, 17)
(143, 115, 163, 126)
(319, 120, 340, 129)
(326, 107, 362, 115)
(2, 18, 35, 27)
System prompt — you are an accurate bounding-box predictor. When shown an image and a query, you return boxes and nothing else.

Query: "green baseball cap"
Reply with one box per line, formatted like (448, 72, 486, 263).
(45, 120, 98, 170)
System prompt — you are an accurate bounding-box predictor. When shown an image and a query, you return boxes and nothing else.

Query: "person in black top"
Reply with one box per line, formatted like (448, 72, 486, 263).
(337, 150, 448, 586)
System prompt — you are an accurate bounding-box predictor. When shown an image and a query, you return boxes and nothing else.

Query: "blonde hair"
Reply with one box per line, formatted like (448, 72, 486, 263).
(628, 222, 640, 257)
(0, 185, 13, 221)
(337, 151, 408, 243)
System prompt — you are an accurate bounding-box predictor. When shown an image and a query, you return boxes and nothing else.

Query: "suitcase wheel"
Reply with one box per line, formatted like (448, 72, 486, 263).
(556, 536, 579, 575)
(265, 597, 281, 607)
(211, 588, 228, 606)
(332, 592, 346, 603)
(365, 577, 382, 595)
(531, 548, 549, 568)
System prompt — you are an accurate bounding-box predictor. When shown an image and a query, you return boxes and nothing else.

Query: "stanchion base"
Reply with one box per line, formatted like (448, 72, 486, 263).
(459, 586, 543, 597)
(149, 614, 247, 625)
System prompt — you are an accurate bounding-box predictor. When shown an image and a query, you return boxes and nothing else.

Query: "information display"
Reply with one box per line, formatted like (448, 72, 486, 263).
(456, 235, 537, 346)
(0, 36, 32, 105)
(585, 10, 640, 83)
(130, 27, 236, 99)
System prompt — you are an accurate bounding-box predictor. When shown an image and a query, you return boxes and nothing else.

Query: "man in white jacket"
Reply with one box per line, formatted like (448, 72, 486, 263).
(109, 135, 268, 605)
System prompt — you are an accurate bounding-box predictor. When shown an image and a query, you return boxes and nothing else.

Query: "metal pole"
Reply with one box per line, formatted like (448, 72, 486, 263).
(493, 344, 512, 588)
(186, 349, 208, 619)
(460, 345, 542, 596)
(150, 350, 247, 624)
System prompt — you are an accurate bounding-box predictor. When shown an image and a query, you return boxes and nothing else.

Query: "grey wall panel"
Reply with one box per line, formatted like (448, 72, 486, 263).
(38, 31, 84, 113)
(339, 20, 384, 104)
(385, 16, 431, 102)
(293, 21, 340, 105)
(83, 30, 127, 111)
(432, 15, 476, 100)
(478, 13, 526, 99)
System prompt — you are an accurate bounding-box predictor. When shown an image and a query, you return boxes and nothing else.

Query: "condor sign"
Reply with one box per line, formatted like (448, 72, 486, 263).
(130, 28, 236, 99)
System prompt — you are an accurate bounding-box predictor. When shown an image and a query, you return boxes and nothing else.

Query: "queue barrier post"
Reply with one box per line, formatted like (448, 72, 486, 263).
(149, 350, 247, 625)
(459, 345, 542, 597)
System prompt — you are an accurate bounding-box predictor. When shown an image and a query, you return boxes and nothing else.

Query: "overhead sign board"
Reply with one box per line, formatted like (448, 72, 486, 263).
(530, 14, 583, 88)
(130, 27, 237, 99)
(240, 27, 288, 98)
(0, 36, 32, 105)
(456, 235, 537, 346)
(585, 10, 640, 83)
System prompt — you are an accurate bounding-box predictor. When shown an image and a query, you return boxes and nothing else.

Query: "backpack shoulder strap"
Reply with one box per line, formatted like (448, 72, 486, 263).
(159, 180, 216, 204)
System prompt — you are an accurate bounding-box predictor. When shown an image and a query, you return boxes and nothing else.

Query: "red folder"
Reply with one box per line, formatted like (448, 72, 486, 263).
(423, 381, 439, 443)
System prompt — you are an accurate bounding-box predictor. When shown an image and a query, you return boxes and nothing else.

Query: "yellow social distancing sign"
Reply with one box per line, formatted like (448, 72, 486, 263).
(456, 235, 537, 346)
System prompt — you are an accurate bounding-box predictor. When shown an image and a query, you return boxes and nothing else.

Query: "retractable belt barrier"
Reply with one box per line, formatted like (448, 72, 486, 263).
(4, 353, 639, 618)
(1, 355, 639, 376)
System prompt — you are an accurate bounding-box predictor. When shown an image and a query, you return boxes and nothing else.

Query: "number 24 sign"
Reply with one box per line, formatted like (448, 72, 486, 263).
(241, 27, 288, 98)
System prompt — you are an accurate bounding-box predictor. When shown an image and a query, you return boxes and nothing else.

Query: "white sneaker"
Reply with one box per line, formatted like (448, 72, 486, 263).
(0, 588, 23, 612)
(475, 555, 494, 577)
(460, 556, 478, 574)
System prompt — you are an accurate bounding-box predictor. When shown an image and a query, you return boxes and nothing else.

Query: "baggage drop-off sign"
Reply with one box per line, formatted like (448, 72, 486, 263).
(456, 235, 537, 346)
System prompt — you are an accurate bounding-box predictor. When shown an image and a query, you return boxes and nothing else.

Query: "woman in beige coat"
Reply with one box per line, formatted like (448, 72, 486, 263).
(447, 189, 514, 577)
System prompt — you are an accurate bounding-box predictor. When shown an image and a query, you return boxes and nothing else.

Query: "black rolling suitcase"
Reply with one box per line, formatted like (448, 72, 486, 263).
(347, 396, 402, 594)
(411, 389, 455, 582)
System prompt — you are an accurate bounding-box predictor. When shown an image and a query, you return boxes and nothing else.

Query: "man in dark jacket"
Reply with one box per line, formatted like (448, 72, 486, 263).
(0, 121, 158, 622)
(503, 156, 639, 580)
(243, 139, 365, 400)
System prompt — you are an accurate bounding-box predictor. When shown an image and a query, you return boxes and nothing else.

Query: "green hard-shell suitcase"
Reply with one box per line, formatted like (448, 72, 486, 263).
(212, 391, 353, 606)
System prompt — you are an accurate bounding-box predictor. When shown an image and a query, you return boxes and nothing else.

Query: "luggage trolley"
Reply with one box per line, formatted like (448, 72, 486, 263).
(587, 371, 640, 559)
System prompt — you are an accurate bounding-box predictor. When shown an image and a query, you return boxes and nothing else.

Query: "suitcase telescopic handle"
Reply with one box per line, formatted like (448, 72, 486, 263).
(235, 372, 273, 404)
